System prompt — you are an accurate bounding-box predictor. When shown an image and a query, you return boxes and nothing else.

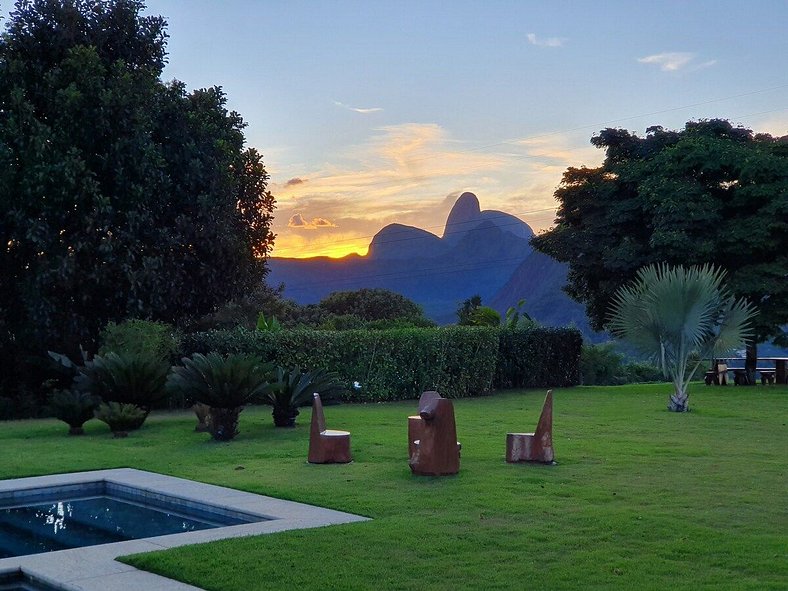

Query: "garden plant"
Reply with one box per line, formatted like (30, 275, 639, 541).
(608, 263, 756, 411)
(168, 353, 272, 441)
(263, 366, 346, 427)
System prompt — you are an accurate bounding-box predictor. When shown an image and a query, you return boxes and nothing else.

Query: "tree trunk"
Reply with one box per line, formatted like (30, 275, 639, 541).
(745, 341, 757, 386)
(668, 390, 689, 412)
(273, 406, 299, 427)
(208, 407, 242, 441)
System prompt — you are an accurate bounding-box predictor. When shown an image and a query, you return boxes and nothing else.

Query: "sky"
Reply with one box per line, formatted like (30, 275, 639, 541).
(5, 1, 788, 258)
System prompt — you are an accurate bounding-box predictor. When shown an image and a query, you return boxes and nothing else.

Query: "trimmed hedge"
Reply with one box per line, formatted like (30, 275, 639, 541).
(495, 327, 583, 389)
(180, 326, 582, 402)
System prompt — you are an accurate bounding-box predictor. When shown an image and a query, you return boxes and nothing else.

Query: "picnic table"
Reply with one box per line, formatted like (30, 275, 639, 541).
(705, 357, 788, 385)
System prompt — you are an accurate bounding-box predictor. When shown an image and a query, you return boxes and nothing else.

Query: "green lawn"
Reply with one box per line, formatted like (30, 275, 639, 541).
(2, 384, 786, 590)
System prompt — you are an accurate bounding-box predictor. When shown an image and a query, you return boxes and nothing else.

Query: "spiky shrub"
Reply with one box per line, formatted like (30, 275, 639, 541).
(264, 366, 346, 427)
(608, 263, 756, 412)
(74, 352, 170, 429)
(168, 353, 272, 441)
(48, 389, 99, 435)
(94, 402, 147, 437)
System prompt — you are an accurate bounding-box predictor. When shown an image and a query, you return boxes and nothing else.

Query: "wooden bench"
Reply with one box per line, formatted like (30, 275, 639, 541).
(731, 368, 777, 386)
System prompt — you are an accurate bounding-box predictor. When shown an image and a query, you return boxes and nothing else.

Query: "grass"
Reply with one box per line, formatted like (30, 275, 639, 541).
(1, 383, 786, 590)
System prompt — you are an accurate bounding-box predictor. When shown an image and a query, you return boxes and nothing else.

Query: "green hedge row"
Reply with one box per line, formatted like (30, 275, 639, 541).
(180, 326, 582, 402)
(495, 327, 583, 389)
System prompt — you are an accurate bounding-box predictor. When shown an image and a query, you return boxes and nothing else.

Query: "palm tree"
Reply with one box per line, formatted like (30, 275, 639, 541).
(608, 263, 756, 412)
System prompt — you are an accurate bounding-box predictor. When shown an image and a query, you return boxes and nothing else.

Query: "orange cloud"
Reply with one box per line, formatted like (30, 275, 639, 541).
(288, 213, 337, 229)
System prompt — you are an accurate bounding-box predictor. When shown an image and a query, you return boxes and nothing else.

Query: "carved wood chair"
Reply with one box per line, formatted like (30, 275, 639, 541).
(409, 392, 460, 476)
(308, 393, 351, 464)
(506, 390, 554, 464)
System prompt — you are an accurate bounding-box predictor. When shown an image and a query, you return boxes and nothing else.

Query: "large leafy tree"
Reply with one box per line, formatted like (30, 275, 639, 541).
(532, 120, 788, 378)
(0, 0, 275, 399)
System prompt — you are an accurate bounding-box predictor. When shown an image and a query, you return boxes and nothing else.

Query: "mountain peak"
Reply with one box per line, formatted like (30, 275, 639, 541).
(443, 192, 481, 240)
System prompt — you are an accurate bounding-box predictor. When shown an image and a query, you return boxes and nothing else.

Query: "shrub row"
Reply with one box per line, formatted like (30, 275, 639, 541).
(495, 327, 583, 389)
(180, 326, 582, 402)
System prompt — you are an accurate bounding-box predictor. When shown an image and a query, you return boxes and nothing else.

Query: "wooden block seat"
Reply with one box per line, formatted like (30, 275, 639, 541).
(308, 393, 351, 464)
(409, 391, 460, 476)
(506, 390, 555, 464)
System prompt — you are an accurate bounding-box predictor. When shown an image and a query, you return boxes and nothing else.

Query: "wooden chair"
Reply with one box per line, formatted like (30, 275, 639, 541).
(409, 392, 460, 476)
(506, 390, 555, 464)
(308, 393, 351, 464)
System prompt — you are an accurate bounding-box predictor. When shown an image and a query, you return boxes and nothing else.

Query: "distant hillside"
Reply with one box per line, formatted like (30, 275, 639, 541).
(268, 192, 597, 335)
(489, 250, 605, 341)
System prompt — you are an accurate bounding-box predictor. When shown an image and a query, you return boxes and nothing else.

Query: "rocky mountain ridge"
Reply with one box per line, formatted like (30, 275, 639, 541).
(268, 192, 597, 335)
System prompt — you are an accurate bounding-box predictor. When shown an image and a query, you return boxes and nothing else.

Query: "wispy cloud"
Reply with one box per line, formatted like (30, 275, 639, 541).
(526, 33, 565, 48)
(333, 100, 383, 114)
(637, 52, 716, 72)
(288, 213, 337, 229)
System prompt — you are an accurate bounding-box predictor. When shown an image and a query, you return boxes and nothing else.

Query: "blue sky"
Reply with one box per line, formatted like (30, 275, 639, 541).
(5, 1, 787, 257)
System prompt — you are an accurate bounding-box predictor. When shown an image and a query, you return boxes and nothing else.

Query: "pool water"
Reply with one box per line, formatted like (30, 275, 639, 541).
(0, 570, 65, 591)
(0, 482, 263, 559)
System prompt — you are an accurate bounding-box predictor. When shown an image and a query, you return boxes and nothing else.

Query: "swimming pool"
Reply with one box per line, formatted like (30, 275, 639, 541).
(0, 481, 263, 559)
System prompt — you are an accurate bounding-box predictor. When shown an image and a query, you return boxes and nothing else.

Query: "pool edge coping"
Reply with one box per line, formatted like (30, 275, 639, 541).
(0, 468, 370, 591)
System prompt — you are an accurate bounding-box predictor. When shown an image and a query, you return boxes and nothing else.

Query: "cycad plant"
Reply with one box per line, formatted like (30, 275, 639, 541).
(48, 389, 100, 435)
(168, 353, 272, 441)
(76, 353, 170, 421)
(608, 263, 756, 412)
(75, 352, 171, 429)
(264, 366, 346, 427)
(94, 402, 147, 438)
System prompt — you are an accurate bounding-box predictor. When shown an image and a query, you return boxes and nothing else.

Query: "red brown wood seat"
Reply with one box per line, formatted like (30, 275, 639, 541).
(308, 393, 351, 464)
(506, 390, 555, 464)
(409, 391, 460, 476)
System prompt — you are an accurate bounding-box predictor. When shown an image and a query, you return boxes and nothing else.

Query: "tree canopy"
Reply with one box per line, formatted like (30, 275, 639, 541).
(0, 0, 275, 401)
(532, 119, 787, 351)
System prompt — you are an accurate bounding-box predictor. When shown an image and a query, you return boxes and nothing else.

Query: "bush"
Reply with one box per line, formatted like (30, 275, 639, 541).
(181, 325, 581, 401)
(167, 353, 272, 441)
(75, 352, 170, 425)
(580, 342, 624, 385)
(48, 389, 99, 435)
(94, 402, 147, 436)
(580, 343, 665, 385)
(168, 353, 272, 409)
(99, 320, 179, 361)
(495, 327, 582, 389)
(264, 366, 346, 427)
